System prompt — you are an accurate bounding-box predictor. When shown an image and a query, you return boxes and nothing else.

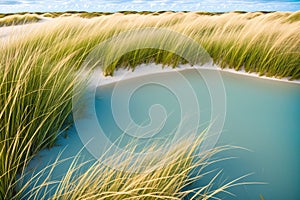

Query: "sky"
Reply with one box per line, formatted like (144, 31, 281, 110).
(0, 0, 299, 13)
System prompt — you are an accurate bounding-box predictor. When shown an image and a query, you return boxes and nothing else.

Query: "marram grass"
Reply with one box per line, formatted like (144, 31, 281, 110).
(3, 11, 298, 78)
(0, 14, 40, 27)
(0, 11, 298, 199)
(16, 135, 251, 200)
(0, 46, 82, 198)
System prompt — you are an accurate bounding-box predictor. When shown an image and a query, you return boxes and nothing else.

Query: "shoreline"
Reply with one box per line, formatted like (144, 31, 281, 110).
(97, 63, 300, 86)
(1, 19, 299, 86)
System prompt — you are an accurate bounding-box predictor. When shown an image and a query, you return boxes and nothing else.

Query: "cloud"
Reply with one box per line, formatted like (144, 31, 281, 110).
(0, 0, 299, 13)
(0, 0, 20, 5)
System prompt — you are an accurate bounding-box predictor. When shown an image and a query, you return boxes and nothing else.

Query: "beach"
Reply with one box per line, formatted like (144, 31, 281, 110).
(1, 11, 300, 199)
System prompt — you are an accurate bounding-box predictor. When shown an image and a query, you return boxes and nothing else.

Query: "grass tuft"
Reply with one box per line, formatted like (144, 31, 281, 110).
(286, 10, 300, 23)
(17, 135, 248, 200)
(0, 14, 40, 27)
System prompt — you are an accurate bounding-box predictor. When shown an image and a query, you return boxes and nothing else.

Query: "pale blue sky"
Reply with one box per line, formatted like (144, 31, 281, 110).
(0, 0, 299, 13)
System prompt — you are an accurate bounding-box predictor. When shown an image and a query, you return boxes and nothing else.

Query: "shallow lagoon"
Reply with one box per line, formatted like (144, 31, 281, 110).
(24, 68, 300, 199)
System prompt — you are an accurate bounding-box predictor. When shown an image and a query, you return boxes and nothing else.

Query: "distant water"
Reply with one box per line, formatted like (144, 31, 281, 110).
(1, 0, 299, 13)
(22, 68, 300, 199)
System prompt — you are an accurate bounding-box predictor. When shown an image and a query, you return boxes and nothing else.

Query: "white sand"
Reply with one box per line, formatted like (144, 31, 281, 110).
(96, 63, 300, 86)
(0, 17, 51, 42)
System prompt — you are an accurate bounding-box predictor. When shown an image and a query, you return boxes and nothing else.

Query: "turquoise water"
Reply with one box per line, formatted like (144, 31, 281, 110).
(95, 70, 300, 199)
(23, 69, 300, 199)
(187, 70, 300, 199)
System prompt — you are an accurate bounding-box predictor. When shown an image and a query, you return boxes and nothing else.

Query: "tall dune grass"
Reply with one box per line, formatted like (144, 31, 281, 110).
(0, 25, 88, 198)
(14, 11, 297, 79)
(0, 11, 298, 199)
(16, 135, 249, 200)
(0, 14, 40, 27)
